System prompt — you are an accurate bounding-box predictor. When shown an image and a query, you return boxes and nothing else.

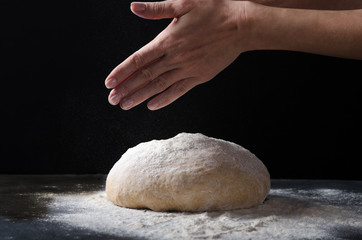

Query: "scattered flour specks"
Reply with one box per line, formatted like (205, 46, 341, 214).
(46, 187, 362, 240)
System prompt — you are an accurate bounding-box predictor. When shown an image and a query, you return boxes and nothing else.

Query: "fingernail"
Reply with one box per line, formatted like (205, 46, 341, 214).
(110, 94, 121, 105)
(131, 2, 146, 13)
(121, 99, 134, 110)
(106, 78, 117, 89)
(148, 101, 159, 111)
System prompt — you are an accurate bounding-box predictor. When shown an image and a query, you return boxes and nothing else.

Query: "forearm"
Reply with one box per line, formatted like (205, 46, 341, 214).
(249, 0, 362, 10)
(243, 1, 362, 60)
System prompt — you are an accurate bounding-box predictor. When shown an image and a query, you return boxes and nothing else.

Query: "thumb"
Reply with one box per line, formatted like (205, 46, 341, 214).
(130, 1, 180, 20)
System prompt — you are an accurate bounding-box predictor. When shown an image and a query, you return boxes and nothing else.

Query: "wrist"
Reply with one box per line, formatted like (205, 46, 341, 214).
(240, 1, 287, 51)
(232, 1, 267, 53)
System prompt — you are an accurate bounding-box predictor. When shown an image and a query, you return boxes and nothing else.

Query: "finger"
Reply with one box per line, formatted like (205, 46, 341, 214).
(147, 78, 197, 111)
(130, 1, 192, 20)
(119, 69, 182, 110)
(131, 1, 176, 20)
(108, 88, 122, 106)
(112, 59, 174, 103)
(105, 41, 165, 89)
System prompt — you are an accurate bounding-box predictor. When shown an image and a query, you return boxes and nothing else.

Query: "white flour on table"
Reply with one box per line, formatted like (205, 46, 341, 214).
(45, 187, 362, 240)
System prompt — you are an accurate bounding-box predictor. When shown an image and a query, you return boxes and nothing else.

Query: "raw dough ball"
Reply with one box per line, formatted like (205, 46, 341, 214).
(106, 133, 270, 212)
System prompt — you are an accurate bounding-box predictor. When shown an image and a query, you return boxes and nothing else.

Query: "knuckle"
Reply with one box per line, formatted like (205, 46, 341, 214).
(172, 52, 187, 65)
(118, 85, 128, 98)
(154, 76, 168, 91)
(140, 67, 154, 81)
(152, 2, 165, 14)
(132, 52, 145, 69)
(174, 81, 187, 94)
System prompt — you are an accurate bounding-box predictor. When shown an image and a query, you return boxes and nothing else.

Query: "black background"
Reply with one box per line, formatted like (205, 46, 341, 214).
(1, 0, 361, 179)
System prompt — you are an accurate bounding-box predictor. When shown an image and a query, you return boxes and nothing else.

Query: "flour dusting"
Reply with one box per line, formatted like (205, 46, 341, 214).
(46, 184, 362, 240)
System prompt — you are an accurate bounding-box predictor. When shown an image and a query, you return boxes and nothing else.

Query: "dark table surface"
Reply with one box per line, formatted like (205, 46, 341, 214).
(1, 175, 361, 240)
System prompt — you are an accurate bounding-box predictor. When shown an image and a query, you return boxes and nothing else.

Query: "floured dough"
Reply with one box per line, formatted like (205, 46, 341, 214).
(106, 133, 270, 212)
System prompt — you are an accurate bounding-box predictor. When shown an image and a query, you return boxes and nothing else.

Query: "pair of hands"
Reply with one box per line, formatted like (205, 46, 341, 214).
(105, 0, 249, 110)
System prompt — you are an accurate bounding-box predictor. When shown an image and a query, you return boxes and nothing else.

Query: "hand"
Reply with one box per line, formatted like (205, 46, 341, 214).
(105, 0, 249, 110)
